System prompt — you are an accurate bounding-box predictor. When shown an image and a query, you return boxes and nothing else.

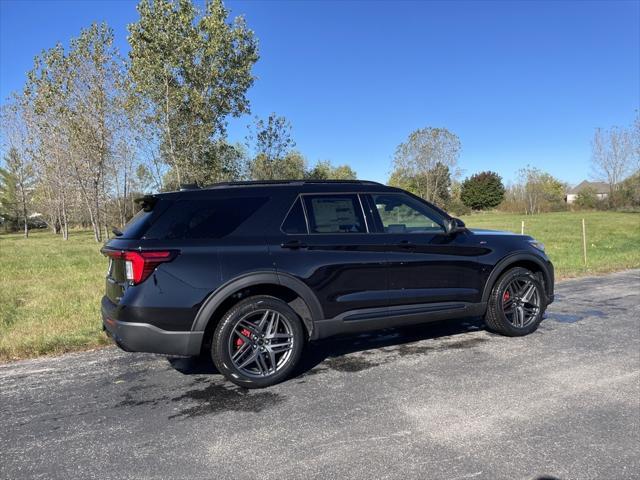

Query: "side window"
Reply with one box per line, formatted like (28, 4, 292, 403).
(144, 197, 268, 239)
(303, 194, 366, 234)
(372, 194, 444, 234)
(281, 197, 308, 234)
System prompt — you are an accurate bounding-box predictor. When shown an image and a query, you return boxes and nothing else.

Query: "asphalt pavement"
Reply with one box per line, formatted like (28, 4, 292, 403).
(1, 270, 639, 480)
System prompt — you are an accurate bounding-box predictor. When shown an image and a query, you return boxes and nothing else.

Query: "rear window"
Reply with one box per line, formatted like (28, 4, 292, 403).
(143, 197, 268, 240)
(120, 208, 154, 239)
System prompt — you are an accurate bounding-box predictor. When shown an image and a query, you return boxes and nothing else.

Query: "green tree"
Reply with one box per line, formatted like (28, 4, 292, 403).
(331, 164, 357, 180)
(614, 170, 640, 207)
(0, 165, 19, 232)
(249, 150, 306, 180)
(0, 147, 35, 235)
(246, 113, 296, 179)
(23, 23, 131, 241)
(517, 166, 566, 214)
(306, 160, 357, 180)
(574, 186, 598, 209)
(389, 127, 460, 207)
(23, 43, 73, 239)
(390, 161, 451, 207)
(460, 171, 505, 210)
(67, 23, 128, 241)
(129, 0, 259, 186)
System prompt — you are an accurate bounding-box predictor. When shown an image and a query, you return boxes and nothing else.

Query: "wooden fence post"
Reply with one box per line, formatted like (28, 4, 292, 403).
(582, 218, 587, 266)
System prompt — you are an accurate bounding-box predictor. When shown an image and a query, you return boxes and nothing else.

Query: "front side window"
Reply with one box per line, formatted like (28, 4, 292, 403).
(372, 194, 444, 234)
(303, 194, 366, 234)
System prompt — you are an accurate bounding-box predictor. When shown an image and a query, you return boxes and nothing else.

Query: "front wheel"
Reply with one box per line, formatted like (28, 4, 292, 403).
(484, 267, 546, 337)
(211, 295, 304, 388)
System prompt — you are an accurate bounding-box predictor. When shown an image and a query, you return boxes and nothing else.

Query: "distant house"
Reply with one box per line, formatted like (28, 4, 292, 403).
(565, 180, 610, 204)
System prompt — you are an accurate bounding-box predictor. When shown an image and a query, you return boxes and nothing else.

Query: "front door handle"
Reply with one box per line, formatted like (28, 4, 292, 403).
(281, 240, 308, 249)
(396, 239, 415, 249)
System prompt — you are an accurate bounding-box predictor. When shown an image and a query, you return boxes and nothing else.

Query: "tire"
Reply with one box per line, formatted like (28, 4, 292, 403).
(211, 295, 305, 388)
(484, 267, 547, 337)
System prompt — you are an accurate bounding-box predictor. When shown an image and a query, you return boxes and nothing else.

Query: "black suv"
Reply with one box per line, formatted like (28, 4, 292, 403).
(102, 180, 554, 388)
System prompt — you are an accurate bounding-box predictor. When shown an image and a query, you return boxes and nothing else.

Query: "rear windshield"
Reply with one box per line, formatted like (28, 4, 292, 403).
(120, 208, 155, 239)
(142, 197, 268, 240)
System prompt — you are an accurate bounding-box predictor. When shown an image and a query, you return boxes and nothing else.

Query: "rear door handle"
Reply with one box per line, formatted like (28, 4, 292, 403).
(396, 239, 415, 249)
(281, 240, 308, 249)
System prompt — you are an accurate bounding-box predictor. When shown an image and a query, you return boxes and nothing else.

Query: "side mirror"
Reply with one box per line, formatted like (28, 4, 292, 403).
(444, 217, 466, 235)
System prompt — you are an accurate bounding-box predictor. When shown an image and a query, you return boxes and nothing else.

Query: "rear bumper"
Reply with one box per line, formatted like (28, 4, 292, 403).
(102, 297, 203, 356)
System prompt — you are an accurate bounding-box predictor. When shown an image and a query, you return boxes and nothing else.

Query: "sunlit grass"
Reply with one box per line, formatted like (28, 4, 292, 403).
(460, 211, 640, 278)
(0, 230, 110, 361)
(1, 210, 639, 361)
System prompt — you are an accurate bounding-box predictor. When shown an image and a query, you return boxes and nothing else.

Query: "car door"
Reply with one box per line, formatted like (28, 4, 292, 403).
(363, 192, 483, 307)
(268, 193, 389, 320)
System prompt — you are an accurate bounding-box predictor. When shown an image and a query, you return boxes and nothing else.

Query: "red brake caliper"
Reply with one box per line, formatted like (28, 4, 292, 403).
(236, 329, 251, 347)
(503, 290, 510, 304)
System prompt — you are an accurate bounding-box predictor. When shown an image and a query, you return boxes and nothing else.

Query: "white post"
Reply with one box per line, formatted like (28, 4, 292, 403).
(582, 218, 587, 266)
(521, 220, 525, 235)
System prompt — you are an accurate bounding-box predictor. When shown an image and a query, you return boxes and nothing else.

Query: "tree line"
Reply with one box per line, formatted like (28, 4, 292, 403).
(1, 0, 638, 239)
(0, 0, 355, 240)
(388, 117, 639, 216)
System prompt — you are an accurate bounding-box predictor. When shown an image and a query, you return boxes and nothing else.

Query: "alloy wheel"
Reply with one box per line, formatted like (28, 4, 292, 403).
(501, 277, 541, 328)
(228, 309, 295, 378)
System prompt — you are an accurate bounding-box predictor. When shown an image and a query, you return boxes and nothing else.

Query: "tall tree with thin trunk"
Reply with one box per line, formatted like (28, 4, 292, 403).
(389, 127, 460, 206)
(0, 148, 34, 237)
(246, 114, 296, 180)
(65, 23, 128, 242)
(1, 100, 35, 237)
(591, 126, 634, 205)
(24, 44, 74, 239)
(128, 0, 259, 187)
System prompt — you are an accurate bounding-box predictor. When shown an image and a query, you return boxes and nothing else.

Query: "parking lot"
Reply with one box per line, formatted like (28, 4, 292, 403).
(1, 270, 638, 480)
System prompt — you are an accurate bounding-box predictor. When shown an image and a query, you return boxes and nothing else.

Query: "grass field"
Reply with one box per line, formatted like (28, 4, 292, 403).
(461, 211, 640, 278)
(1, 210, 639, 361)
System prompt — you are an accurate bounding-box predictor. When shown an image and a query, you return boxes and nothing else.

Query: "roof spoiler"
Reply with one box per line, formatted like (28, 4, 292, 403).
(133, 195, 158, 212)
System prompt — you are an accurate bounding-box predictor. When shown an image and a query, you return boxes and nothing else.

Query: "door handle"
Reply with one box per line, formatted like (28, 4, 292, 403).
(396, 240, 415, 249)
(281, 240, 308, 249)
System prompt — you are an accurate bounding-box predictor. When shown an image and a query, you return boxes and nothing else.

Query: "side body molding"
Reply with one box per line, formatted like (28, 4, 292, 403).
(480, 252, 554, 304)
(190, 271, 324, 337)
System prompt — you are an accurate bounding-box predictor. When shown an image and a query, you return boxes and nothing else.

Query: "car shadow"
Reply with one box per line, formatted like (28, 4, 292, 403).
(167, 316, 486, 380)
(294, 316, 485, 377)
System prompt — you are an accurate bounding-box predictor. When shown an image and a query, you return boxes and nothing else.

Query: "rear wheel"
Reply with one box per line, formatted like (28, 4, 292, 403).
(211, 295, 304, 388)
(485, 267, 546, 336)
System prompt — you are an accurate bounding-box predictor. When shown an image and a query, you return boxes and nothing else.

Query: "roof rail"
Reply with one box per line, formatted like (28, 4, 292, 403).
(204, 179, 383, 188)
(302, 179, 383, 185)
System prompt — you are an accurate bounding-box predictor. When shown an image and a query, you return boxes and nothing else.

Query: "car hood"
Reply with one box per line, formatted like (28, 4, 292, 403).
(469, 228, 528, 237)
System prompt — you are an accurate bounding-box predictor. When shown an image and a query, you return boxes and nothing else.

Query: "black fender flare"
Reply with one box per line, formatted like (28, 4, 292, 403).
(481, 252, 554, 304)
(190, 271, 323, 337)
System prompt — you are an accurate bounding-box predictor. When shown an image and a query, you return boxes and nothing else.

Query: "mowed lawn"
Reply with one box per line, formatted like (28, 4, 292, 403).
(1, 210, 639, 361)
(0, 231, 110, 361)
(460, 211, 640, 277)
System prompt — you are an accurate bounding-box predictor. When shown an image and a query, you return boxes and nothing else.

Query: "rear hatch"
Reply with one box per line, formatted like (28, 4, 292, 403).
(102, 195, 175, 304)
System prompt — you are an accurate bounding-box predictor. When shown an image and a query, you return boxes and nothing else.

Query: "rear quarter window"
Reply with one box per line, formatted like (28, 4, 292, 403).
(143, 197, 268, 240)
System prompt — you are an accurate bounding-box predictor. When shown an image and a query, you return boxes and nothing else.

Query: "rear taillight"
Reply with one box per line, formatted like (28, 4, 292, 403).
(103, 249, 178, 285)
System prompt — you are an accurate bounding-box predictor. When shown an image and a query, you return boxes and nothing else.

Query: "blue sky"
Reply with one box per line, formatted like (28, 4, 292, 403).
(1, 0, 638, 185)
